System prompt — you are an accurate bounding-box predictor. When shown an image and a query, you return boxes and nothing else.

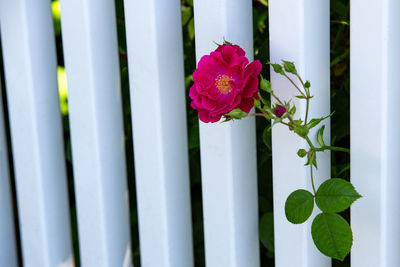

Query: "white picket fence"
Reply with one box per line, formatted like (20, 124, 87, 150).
(0, 0, 399, 266)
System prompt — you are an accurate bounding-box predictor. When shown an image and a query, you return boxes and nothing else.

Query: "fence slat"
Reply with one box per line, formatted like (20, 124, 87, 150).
(193, 1, 260, 266)
(123, 1, 194, 266)
(0, 1, 73, 266)
(269, 1, 331, 266)
(350, 0, 400, 266)
(59, 1, 131, 266)
(0, 80, 18, 267)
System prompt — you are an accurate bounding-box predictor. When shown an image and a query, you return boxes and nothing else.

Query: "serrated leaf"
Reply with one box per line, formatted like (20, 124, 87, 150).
(315, 178, 361, 213)
(311, 213, 352, 261)
(262, 127, 272, 150)
(259, 212, 274, 252)
(317, 125, 326, 147)
(285, 189, 314, 224)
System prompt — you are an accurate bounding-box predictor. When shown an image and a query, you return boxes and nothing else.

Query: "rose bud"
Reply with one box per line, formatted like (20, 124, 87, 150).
(273, 105, 287, 118)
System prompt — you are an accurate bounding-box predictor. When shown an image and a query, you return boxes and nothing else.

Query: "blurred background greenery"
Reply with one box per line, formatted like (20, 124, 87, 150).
(49, 0, 350, 266)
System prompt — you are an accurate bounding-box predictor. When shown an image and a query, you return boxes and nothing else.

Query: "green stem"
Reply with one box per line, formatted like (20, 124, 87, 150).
(309, 152, 317, 195)
(248, 113, 267, 117)
(305, 97, 310, 124)
(295, 73, 307, 92)
(304, 135, 316, 150)
(271, 92, 284, 105)
(316, 146, 350, 154)
(283, 74, 306, 98)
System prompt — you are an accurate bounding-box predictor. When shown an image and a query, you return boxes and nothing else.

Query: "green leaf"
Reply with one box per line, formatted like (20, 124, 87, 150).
(294, 125, 309, 137)
(295, 95, 307, 99)
(306, 112, 334, 130)
(51, 1, 61, 36)
(281, 60, 297, 74)
(285, 189, 314, 224)
(181, 6, 192, 25)
(262, 127, 272, 150)
(311, 213, 353, 261)
(315, 178, 361, 213)
(223, 38, 233, 45)
(317, 125, 326, 147)
(187, 17, 195, 40)
(289, 105, 296, 116)
(259, 212, 274, 252)
(268, 117, 282, 130)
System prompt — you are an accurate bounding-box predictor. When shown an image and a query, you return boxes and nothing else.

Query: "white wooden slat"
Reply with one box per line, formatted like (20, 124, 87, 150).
(0, 0, 73, 266)
(193, 1, 260, 266)
(0, 80, 18, 267)
(123, 0, 194, 266)
(350, 0, 400, 266)
(59, 1, 131, 266)
(269, 0, 330, 266)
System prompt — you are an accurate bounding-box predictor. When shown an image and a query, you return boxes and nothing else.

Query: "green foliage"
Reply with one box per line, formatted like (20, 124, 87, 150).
(317, 125, 326, 147)
(51, 1, 61, 36)
(306, 112, 334, 131)
(315, 178, 361, 213)
(284, 190, 314, 224)
(259, 212, 274, 259)
(311, 213, 353, 261)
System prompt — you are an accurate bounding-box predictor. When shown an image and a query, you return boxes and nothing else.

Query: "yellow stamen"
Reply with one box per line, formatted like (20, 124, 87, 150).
(215, 74, 233, 94)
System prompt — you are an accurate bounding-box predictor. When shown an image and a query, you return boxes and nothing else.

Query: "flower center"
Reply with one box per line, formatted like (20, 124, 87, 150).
(215, 74, 233, 94)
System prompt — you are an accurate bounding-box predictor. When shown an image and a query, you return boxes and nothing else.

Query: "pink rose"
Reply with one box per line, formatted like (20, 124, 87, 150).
(189, 44, 262, 123)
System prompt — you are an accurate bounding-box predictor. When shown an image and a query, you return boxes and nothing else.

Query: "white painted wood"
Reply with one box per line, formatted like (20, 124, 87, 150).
(0, 0, 73, 266)
(350, 0, 400, 266)
(0, 79, 18, 267)
(60, 0, 131, 266)
(269, 0, 331, 266)
(193, 1, 260, 266)
(123, 1, 194, 266)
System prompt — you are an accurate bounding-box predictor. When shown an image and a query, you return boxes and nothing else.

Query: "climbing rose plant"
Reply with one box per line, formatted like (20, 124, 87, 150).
(189, 42, 361, 261)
